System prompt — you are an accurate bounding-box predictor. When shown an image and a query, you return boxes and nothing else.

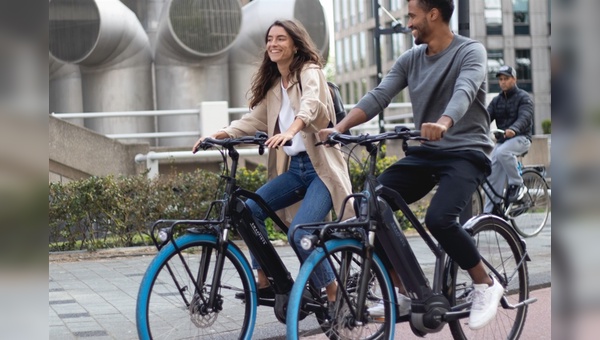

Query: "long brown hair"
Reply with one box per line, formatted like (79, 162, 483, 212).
(248, 20, 324, 109)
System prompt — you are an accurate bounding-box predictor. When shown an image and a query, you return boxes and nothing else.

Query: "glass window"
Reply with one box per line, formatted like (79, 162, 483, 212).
(335, 40, 343, 74)
(349, 0, 357, 26)
(487, 49, 504, 93)
(361, 78, 368, 99)
(485, 0, 502, 35)
(344, 37, 351, 72)
(391, 31, 405, 59)
(515, 49, 532, 92)
(344, 83, 351, 104)
(358, 0, 365, 22)
(351, 34, 359, 69)
(368, 28, 376, 67)
(341, 0, 349, 29)
(333, 0, 341, 31)
(513, 0, 530, 35)
(359, 31, 367, 68)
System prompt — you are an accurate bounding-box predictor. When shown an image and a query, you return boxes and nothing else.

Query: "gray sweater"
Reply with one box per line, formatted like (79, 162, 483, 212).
(355, 34, 493, 156)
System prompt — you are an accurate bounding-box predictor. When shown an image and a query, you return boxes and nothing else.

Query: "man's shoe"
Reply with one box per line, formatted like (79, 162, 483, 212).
(368, 293, 411, 321)
(468, 276, 505, 330)
(506, 184, 526, 203)
(234, 285, 275, 300)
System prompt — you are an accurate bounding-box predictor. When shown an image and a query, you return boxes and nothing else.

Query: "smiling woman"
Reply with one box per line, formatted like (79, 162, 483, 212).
(192, 19, 355, 310)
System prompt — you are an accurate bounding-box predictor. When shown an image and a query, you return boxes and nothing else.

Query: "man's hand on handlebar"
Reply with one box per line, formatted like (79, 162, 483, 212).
(421, 116, 453, 141)
(420, 123, 446, 141)
(318, 128, 340, 147)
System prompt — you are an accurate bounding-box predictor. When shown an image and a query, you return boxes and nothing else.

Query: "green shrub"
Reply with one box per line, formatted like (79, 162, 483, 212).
(541, 119, 551, 134)
(49, 149, 426, 251)
(49, 170, 221, 251)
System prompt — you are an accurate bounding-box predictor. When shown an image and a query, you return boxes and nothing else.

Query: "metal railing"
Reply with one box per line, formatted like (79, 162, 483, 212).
(52, 101, 414, 177)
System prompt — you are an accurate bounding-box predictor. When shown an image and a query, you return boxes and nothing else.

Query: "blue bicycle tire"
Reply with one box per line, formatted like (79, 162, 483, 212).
(136, 234, 257, 340)
(286, 239, 396, 339)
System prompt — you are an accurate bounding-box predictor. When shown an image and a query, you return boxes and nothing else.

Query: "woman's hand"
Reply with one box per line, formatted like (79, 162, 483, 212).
(266, 131, 294, 149)
(192, 131, 228, 153)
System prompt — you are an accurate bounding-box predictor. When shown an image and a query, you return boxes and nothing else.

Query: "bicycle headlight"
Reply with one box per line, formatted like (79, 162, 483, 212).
(158, 228, 169, 242)
(300, 234, 319, 251)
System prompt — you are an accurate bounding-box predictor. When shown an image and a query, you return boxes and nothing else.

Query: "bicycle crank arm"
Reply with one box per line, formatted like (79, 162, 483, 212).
(442, 310, 470, 322)
(500, 296, 538, 310)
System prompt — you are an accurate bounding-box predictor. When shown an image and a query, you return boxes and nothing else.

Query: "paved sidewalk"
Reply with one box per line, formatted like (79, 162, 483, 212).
(49, 221, 551, 339)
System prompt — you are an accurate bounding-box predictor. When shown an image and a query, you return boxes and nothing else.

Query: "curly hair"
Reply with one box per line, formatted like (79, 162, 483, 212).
(409, 0, 454, 23)
(248, 20, 324, 109)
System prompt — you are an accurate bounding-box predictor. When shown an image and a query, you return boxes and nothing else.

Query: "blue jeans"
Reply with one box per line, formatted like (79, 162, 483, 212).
(245, 152, 335, 289)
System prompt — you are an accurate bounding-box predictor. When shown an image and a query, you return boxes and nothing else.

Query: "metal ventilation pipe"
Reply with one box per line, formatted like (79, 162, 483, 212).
(49, 0, 154, 144)
(228, 0, 330, 108)
(49, 53, 84, 126)
(154, 0, 243, 147)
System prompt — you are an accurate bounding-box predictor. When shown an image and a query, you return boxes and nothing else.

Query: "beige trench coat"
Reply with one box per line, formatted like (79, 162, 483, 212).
(222, 64, 355, 225)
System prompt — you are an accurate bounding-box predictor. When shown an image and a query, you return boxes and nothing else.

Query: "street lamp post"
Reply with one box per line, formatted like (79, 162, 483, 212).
(372, 0, 411, 133)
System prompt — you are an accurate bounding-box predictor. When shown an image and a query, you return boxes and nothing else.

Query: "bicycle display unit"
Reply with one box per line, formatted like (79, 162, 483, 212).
(470, 130, 551, 238)
(286, 126, 537, 339)
(135, 132, 330, 339)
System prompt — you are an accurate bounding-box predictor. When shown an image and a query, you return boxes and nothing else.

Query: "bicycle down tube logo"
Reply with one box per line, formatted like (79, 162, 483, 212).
(248, 221, 269, 246)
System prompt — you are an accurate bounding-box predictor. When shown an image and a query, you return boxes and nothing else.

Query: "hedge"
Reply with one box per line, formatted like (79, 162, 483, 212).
(49, 150, 424, 251)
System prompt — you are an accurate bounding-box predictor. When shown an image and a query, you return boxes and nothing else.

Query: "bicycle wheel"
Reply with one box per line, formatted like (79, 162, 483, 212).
(510, 170, 550, 237)
(459, 187, 483, 225)
(287, 239, 396, 340)
(446, 216, 529, 340)
(136, 233, 257, 340)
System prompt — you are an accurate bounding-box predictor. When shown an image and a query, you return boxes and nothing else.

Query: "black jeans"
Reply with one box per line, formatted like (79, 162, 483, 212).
(377, 146, 491, 270)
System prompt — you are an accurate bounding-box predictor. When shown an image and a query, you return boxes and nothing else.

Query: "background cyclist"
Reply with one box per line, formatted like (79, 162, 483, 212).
(484, 64, 534, 212)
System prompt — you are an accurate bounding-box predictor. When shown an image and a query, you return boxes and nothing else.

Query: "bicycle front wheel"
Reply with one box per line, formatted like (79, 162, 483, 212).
(446, 216, 529, 340)
(287, 239, 396, 340)
(136, 233, 257, 340)
(510, 170, 550, 237)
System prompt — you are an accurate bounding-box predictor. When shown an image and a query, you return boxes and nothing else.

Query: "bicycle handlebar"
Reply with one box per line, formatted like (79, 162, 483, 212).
(194, 131, 291, 154)
(317, 125, 425, 147)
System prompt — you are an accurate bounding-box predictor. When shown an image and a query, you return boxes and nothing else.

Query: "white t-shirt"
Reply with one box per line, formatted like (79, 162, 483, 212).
(278, 81, 307, 156)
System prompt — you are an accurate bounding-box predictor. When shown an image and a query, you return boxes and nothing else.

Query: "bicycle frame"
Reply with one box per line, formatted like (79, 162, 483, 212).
(287, 127, 536, 339)
(148, 135, 297, 315)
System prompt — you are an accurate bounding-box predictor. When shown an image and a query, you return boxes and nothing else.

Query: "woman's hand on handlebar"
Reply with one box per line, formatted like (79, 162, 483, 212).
(192, 131, 228, 153)
(266, 131, 294, 149)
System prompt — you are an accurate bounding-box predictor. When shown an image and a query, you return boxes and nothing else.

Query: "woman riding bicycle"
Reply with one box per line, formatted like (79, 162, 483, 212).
(192, 19, 354, 309)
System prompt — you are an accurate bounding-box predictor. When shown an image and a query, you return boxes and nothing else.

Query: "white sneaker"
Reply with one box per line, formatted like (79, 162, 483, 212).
(368, 294, 411, 320)
(468, 276, 505, 330)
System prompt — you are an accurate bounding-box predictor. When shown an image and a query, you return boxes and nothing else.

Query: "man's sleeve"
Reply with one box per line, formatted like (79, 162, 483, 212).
(508, 93, 534, 135)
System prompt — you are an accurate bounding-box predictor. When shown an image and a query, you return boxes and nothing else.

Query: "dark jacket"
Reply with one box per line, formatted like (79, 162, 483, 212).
(487, 85, 534, 141)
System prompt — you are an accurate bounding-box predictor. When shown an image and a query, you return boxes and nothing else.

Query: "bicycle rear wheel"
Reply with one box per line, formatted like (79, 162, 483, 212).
(286, 239, 396, 340)
(136, 233, 257, 340)
(510, 170, 550, 237)
(446, 216, 529, 339)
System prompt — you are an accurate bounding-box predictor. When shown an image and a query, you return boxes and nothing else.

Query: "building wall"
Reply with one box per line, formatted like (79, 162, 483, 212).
(332, 0, 551, 134)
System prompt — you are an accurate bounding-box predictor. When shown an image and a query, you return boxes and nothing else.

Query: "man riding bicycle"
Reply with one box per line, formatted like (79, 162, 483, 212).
(484, 65, 534, 212)
(319, 0, 503, 330)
